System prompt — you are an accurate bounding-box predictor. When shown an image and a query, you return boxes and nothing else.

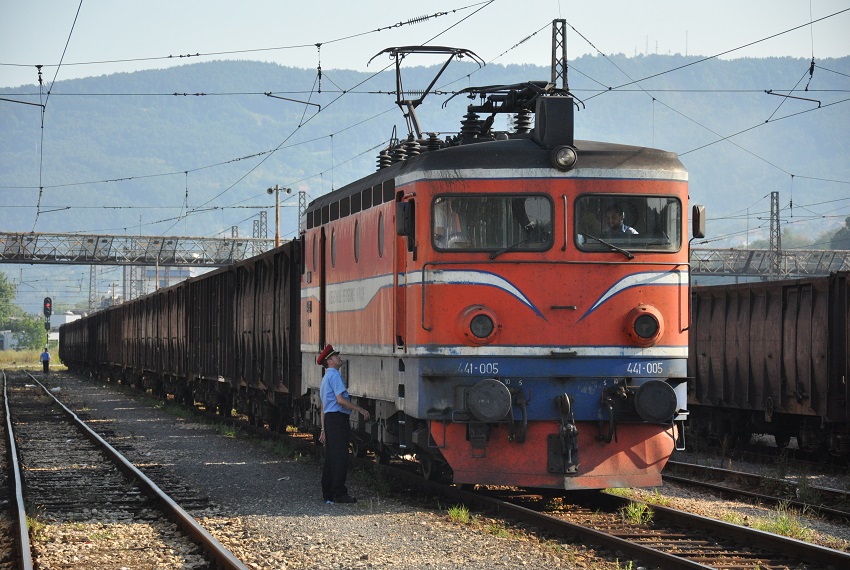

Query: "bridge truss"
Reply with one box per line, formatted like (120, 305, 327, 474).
(0, 232, 276, 267)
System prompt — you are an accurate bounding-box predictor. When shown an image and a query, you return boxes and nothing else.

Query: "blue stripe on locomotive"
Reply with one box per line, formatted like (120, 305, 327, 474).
(409, 355, 687, 422)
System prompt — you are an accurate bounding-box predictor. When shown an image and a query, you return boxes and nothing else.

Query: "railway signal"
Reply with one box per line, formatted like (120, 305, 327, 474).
(44, 297, 52, 330)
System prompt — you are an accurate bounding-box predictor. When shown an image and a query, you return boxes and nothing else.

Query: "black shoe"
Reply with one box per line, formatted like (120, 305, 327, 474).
(334, 495, 357, 503)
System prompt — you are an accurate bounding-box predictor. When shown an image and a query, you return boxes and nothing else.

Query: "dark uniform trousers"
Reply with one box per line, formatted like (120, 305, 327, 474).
(322, 411, 351, 501)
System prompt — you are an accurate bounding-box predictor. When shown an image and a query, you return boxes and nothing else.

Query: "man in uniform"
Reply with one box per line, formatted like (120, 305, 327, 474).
(318, 344, 370, 504)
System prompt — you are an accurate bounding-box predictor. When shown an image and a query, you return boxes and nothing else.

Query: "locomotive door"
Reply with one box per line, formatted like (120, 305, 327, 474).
(318, 226, 327, 351)
(394, 194, 411, 352)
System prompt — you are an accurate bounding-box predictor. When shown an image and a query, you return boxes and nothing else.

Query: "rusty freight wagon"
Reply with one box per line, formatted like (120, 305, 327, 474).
(60, 240, 302, 429)
(688, 272, 850, 456)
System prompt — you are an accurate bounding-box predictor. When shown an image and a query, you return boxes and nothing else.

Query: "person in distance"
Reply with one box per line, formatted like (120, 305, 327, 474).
(40, 346, 51, 374)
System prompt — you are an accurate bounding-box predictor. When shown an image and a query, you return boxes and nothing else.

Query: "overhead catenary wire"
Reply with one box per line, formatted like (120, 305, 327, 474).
(3, 2, 492, 240)
(1, 4, 847, 242)
(2, 17, 842, 197)
(32, 0, 85, 232)
(185, 3, 500, 222)
(0, 3, 487, 76)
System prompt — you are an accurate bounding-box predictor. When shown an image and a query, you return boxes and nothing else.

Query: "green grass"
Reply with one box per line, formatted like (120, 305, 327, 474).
(27, 515, 47, 540)
(645, 489, 671, 506)
(447, 503, 472, 524)
(215, 424, 240, 439)
(484, 522, 513, 538)
(720, 511, 746, 525)
(722, 502, 814, 541)
(619, 501, 654, 525)
(752, 502, 814, 541)
(607, 486, 671, 508)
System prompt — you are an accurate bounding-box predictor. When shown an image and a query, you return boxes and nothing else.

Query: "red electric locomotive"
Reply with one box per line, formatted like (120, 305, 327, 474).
(302, 55, 705, 489)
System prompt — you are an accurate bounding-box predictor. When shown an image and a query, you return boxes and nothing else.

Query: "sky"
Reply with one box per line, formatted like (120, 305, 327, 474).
(2, 0, 849, 89)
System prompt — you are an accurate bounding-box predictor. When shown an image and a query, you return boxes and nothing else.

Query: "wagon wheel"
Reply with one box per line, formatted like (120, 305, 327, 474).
(419, 456, 440, 481)
(774, 433, 791, 449)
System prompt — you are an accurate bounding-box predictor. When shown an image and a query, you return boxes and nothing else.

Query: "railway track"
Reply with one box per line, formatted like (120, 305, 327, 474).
(1, 370, 248, 570)
(664, 460, 850, 522)
(15, 368, 849, 568)
(678, 439, 850, 477)
(71, 370, 850, 569)
(380, 459, 850, 569)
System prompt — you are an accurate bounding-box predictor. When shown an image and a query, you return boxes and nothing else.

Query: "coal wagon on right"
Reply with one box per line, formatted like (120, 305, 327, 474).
(688, 272, 850, 456)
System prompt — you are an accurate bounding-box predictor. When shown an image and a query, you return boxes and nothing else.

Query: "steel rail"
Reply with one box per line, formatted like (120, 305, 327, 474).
(599, 492, 850, 569)
(379, 463, 714, 569)
(670, 501, 850, 565)
(25, 372, 249, 570)
(2, 370, 34, 570)
(379, 459, 850, 569)
(664, 460, 850, 522)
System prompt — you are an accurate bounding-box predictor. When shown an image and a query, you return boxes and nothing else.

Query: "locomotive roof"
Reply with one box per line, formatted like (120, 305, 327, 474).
(305, 137, 685, 215)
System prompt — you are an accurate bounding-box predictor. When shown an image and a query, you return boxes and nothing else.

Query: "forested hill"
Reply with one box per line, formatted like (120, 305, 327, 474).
(1, 54, 848, 245)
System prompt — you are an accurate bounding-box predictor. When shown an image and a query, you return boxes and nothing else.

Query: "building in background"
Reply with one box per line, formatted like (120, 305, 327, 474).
(48, 311, 82, 346)
(0, 330, 19, 350)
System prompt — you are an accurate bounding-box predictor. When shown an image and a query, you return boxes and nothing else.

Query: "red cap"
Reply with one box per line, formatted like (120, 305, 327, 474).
(317, 344, 339, 365)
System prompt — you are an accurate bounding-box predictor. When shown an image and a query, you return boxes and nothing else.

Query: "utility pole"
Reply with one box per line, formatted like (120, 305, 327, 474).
(551, 19, 568, 91)
(89, 266, 97, 311)
(769, 191, 782, 279)
(298, 190, 307, 234)
(267, 184, 292, 247)
(253, 211, 268, 255)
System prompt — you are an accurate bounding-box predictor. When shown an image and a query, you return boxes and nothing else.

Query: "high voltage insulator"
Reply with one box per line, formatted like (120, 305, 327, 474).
(405, 14, 433, 26)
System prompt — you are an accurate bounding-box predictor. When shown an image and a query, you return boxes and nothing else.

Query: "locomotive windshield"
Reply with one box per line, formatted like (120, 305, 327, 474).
(575, 195, 681, 253)
(432, 195, 554, 252)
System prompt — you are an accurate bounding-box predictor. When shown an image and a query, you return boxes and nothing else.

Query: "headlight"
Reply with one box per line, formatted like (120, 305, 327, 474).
(550, 145, 578, 171)
(470, 314, 495, 338)
(634, 313, 659, 339)
(459, 306, 500, 345)
(625, 304, 664, 347)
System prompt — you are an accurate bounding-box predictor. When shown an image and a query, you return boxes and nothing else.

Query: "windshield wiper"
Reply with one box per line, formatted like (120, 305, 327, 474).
(584, 234, 634, 259)
(489, 235, 532, 259)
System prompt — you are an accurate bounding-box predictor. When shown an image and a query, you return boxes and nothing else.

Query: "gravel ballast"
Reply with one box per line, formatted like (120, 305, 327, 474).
(37, 371, 850, 568)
